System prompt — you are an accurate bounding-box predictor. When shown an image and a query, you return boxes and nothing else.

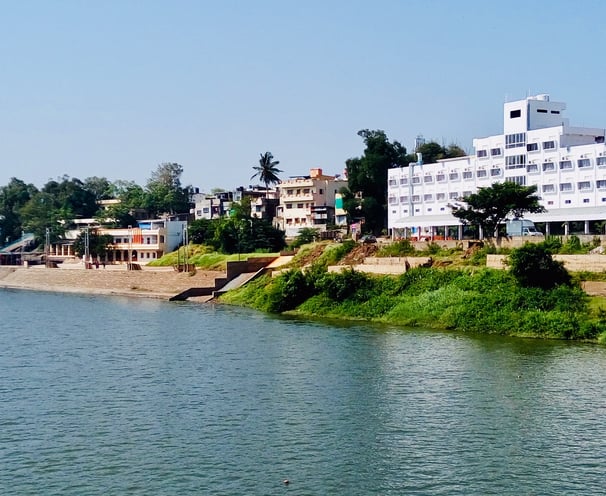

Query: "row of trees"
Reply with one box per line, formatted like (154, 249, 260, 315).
(2, 134, 543, 255)
(343, 130, 467, 234)
(0, 163, 190, 245)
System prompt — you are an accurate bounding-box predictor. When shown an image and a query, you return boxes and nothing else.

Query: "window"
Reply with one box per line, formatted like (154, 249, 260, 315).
(507, 176, 526, 186)
(303, 188, 310, 194)
(436, 193, 446, 201)
(463, 170, 473, 180)
(564, 199, 572, 204)
(388, 196, 397, 205)
(543, 140, 556, 150)
(412, 195, 420, 202)
(286, 204, 293, 209)
(449, 192, 459, 200)
(559, 182, 573, 192)
(491, 148, 502, 156)
(597, 156, 606, 167)
(319, 189, 324, 194)
(542, 184, 555, 193)
(526, 143, 539, 152)
(400, 177, 408, 185)
(577, 158, 592, 168)
(388, 179, 397, 186)
(542, 162, 555, 172)
(287, 189, 293, 195)
(559, 160, 573, 170)
(597, 180, 606, 189)
(400, 195, 408, 203)
(510, 109, 521, 118)
(297, 203, 304, 209)
(506, 155, 526, 169)
(537, 109, 548, 114)
(412, 176, 421, 184)
(436, 172, 446, 182)
(583, 198, 590, 203)
(449, 171, 459, 181)
(424, 174, 433, 183)
(477, 169, 487, 178)
(463, 190, 472, 197)
(490, 168, 502, 176)
(505, 133, 526, 149)
(527, 163, 539, 173)
(578, 181, 591, 191)
(551, 110, 560, 114)
(477, 150, 488, 158)
(424, 194, 434, 202)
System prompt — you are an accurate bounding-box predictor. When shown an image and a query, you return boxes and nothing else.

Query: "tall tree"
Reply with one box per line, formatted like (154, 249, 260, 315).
(450, 182, 545, 240)
(406, 141, 467, 164)
(251, 152, 282, 194)
(345, 129, 408, 233)
(0, 178, 37, 243)
(145, 162, 190, 217)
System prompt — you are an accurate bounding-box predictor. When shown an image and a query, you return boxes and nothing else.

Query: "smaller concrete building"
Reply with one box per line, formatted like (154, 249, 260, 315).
(274, 168, 348, 237)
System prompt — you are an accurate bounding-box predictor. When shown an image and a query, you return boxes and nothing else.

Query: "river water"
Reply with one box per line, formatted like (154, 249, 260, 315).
(1, 289, 605, 495)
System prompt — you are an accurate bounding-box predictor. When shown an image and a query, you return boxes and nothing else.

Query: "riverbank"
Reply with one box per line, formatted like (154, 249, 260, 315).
(0, 265, 224, 300)
(219, 266, 606, 343)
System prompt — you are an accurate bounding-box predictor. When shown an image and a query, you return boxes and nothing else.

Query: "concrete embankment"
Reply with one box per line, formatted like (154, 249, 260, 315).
(0, 265, 224, 299)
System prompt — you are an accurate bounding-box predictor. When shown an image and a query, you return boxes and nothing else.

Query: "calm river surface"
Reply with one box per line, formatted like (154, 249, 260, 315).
(1, 289, 605, 495)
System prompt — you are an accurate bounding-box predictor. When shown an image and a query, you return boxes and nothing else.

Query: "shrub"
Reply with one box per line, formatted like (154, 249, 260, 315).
(377, 239, 416, 257)
(290, 228, 320, 249)
(559, 235, 583, 254)
(260, 269, 317, 313)
(507, 242, 571, 289)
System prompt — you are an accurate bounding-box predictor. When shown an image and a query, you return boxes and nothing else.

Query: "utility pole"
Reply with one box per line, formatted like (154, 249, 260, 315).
(45, 228, 50, 268)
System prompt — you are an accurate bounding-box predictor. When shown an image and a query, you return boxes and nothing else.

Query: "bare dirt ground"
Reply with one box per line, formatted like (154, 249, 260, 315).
(0, 265, 225, 299)
(339, 244, 379, 265)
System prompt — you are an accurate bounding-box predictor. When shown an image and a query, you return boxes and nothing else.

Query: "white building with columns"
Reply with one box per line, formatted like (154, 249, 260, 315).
(388, 94, 606, 239)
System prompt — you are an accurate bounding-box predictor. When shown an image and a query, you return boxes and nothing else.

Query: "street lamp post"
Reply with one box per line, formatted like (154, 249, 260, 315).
(128, 225, 132, 270)
(45, 228, 50, 268)
(84, 228, 90, 268)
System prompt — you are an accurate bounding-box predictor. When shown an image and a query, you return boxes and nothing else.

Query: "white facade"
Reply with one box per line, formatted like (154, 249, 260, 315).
(100, 218, 187, 265)
(388, 94, 606, 239)
(274, 168, 348, 237)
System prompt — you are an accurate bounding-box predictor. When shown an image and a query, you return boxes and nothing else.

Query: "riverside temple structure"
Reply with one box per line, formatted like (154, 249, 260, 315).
(387, 94, 606, 239)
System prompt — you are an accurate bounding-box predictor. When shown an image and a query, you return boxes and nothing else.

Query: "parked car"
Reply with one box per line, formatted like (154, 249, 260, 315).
(360, 235, 377, 244)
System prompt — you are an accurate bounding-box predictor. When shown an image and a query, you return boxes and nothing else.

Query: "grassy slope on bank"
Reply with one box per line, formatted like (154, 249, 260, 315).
(148, 245, 280, 270)
(219, 245, 606, 343)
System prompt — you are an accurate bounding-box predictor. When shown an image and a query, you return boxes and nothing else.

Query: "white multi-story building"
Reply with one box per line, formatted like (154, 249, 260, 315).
(274, 168, 348, 237)
(388, 94, 606, 239)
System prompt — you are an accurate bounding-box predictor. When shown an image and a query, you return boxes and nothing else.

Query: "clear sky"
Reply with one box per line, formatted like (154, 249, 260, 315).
(2, 0, 605, 191)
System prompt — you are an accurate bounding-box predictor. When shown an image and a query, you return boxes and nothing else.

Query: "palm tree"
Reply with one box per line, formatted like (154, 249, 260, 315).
(251, 152, 282, 195)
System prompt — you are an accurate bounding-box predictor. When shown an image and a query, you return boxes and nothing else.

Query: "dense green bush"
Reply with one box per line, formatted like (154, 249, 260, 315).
(220, 259, 604, 341)
(290, 228, 320, 249)
(507, 242, 571, 289)
(377, 239, 416, 257)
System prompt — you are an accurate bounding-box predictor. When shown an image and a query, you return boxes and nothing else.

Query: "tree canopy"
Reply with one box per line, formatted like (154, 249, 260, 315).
(450, 182, 546, 239)
(251, 152, 282, 193)
(409, 142, 466, 164)
(345, 129, 408, 234)
(144, 162, 191, 217)
(507, 242, 571, 289)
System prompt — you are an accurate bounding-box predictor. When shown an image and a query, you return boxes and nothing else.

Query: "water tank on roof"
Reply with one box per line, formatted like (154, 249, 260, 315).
(536, 94, 550, 101)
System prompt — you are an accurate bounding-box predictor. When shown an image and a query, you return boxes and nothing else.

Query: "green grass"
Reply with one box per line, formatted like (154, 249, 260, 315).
(149, 244, 279, 270)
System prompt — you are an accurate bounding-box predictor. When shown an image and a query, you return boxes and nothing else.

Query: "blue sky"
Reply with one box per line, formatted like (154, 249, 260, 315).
(2, 0, 605, 191)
